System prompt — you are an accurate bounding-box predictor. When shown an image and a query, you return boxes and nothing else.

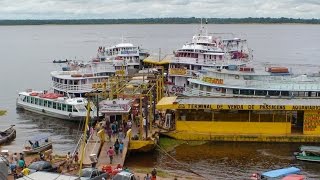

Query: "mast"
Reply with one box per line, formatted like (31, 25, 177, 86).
(79, 101, 91, 176)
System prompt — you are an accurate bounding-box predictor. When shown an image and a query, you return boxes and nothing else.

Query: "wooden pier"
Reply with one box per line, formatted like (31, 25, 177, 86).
(96, 130, 130, 169)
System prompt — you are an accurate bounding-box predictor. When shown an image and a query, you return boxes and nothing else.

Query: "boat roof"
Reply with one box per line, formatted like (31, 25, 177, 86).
(262, 167, 300, 178)
(108, 43, 135, 48)
(157, 96, 320, 110)
(300, 145, 320, 153)
(17, 171, 78, 180)
(18, 91, 88, 105)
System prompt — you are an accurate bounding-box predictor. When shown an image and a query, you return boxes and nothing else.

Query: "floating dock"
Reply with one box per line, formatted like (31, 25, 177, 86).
(157, 96, 320, 142)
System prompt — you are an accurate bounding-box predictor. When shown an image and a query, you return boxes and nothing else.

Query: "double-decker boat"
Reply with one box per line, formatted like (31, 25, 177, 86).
(16, 90, 98, 121)
(51, 41, 149, 97)
(167, 24, 251, 94)
(183, 64, 320, 98)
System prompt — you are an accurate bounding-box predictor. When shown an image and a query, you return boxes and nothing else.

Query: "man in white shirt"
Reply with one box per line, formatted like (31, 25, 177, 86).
(143, 117, 147, 138)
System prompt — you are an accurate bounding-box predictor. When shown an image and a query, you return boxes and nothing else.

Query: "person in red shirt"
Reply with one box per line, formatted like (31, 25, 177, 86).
(107, 146, 114, 164)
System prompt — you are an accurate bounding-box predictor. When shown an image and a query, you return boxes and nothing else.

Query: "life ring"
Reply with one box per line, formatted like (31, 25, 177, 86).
(68, 113, 72, 118)
(235, 75, 240, 79)
(215, 87, 221, 91)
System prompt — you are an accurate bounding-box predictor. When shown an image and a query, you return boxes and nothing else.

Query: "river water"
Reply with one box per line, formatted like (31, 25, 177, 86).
(0, 24, 320, 179)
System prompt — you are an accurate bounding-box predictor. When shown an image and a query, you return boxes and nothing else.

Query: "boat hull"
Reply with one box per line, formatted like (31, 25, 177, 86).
(129, 140, 156, 152)
(23, 142, 53, 155)
(296, 155, 320, 162)
(16, 102, 86, 121)
(0, 126, 16, 145)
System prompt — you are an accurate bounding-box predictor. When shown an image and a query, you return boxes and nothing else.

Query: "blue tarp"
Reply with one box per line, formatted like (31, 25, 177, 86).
(262, 167, 300, 178)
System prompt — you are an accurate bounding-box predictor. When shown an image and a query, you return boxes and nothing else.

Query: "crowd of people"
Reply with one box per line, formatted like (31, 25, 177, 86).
(7, 152, 30, 179)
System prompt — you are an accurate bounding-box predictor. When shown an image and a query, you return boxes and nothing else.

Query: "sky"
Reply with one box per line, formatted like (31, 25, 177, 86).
(0, 0, 319, 19)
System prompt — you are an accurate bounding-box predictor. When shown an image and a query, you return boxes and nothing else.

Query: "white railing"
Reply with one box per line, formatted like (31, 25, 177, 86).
(52, 82, 94, 93)
(171, 57, 249, 66)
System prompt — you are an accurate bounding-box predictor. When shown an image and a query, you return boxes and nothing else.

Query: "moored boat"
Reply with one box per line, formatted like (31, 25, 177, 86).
(251, 167, 302, 180)
(167, 22, 251, 95)
(183, 64, 320, 98)
(16, 90, 99, 121)
(295, 145, 320, 162)
(53, 59, 69, 63)
(0, 125, 16, 145)
(23, 135, 53, 155)
(51, 42, 149, 97)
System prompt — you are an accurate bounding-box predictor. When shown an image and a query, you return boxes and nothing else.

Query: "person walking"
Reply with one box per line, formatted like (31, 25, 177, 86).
(107, 128, 112, 142)
(119, 141, 124, 154)
(151, 168, 157, 180)
(90, 126, 94, 139)
(114, 139, 120, 155)
(144, 173, 151, 180)
(107, 147, 114, 164)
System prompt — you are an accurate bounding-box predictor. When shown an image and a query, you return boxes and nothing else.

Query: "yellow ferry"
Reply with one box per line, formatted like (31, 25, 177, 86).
(156, 96, 320, 142)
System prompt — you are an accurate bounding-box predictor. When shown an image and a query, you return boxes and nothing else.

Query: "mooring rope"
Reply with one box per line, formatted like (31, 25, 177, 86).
(155, 144, 207, 179)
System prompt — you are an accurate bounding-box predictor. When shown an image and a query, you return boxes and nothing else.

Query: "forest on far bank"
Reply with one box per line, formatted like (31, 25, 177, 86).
(1, 17, 319, 25)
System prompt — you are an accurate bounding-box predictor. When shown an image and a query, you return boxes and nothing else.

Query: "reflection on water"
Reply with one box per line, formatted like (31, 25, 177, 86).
(126, 140, 320, 179)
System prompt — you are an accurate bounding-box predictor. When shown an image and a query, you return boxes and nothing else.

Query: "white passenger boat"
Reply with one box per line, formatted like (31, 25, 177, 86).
(51, 41, 149, 97)
(167, 23, 251, 95)
(183, 64, 320, 98)
(16, 90, 98, 121)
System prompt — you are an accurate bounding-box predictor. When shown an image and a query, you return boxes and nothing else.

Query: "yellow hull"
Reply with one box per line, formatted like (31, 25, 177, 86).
(162, 131, 320, 142)
(129, 140, 156, 152)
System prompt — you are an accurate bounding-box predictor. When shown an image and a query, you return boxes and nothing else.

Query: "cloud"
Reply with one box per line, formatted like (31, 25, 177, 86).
(0, 0, 319, 19)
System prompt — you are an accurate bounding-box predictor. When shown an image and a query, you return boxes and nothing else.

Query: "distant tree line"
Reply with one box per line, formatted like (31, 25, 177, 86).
(0, 17, 319, 25)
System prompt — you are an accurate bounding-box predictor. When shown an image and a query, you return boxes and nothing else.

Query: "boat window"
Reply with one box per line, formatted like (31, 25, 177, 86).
(243, 75, 252, 80)
(233, 89, 240, 94)
(72, 106, 78, 112)
(44, 100, 48, 107)
(39, 99, 43, 106)
(256, 90, 267, 96)
(67, 105, 72, 112)
(26, 96, 30, 103)
(62, 104, 67, 111)
(48, 101, 52, 108)
(53, 102, 57, 109)
(240, 89, 254, 95)
(22, 96, 26, 102)
(269, 91, 280, 96)
(30, 97, 34, 104)
(75, 105, 86, 112)
(57, 103, 62, 110)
